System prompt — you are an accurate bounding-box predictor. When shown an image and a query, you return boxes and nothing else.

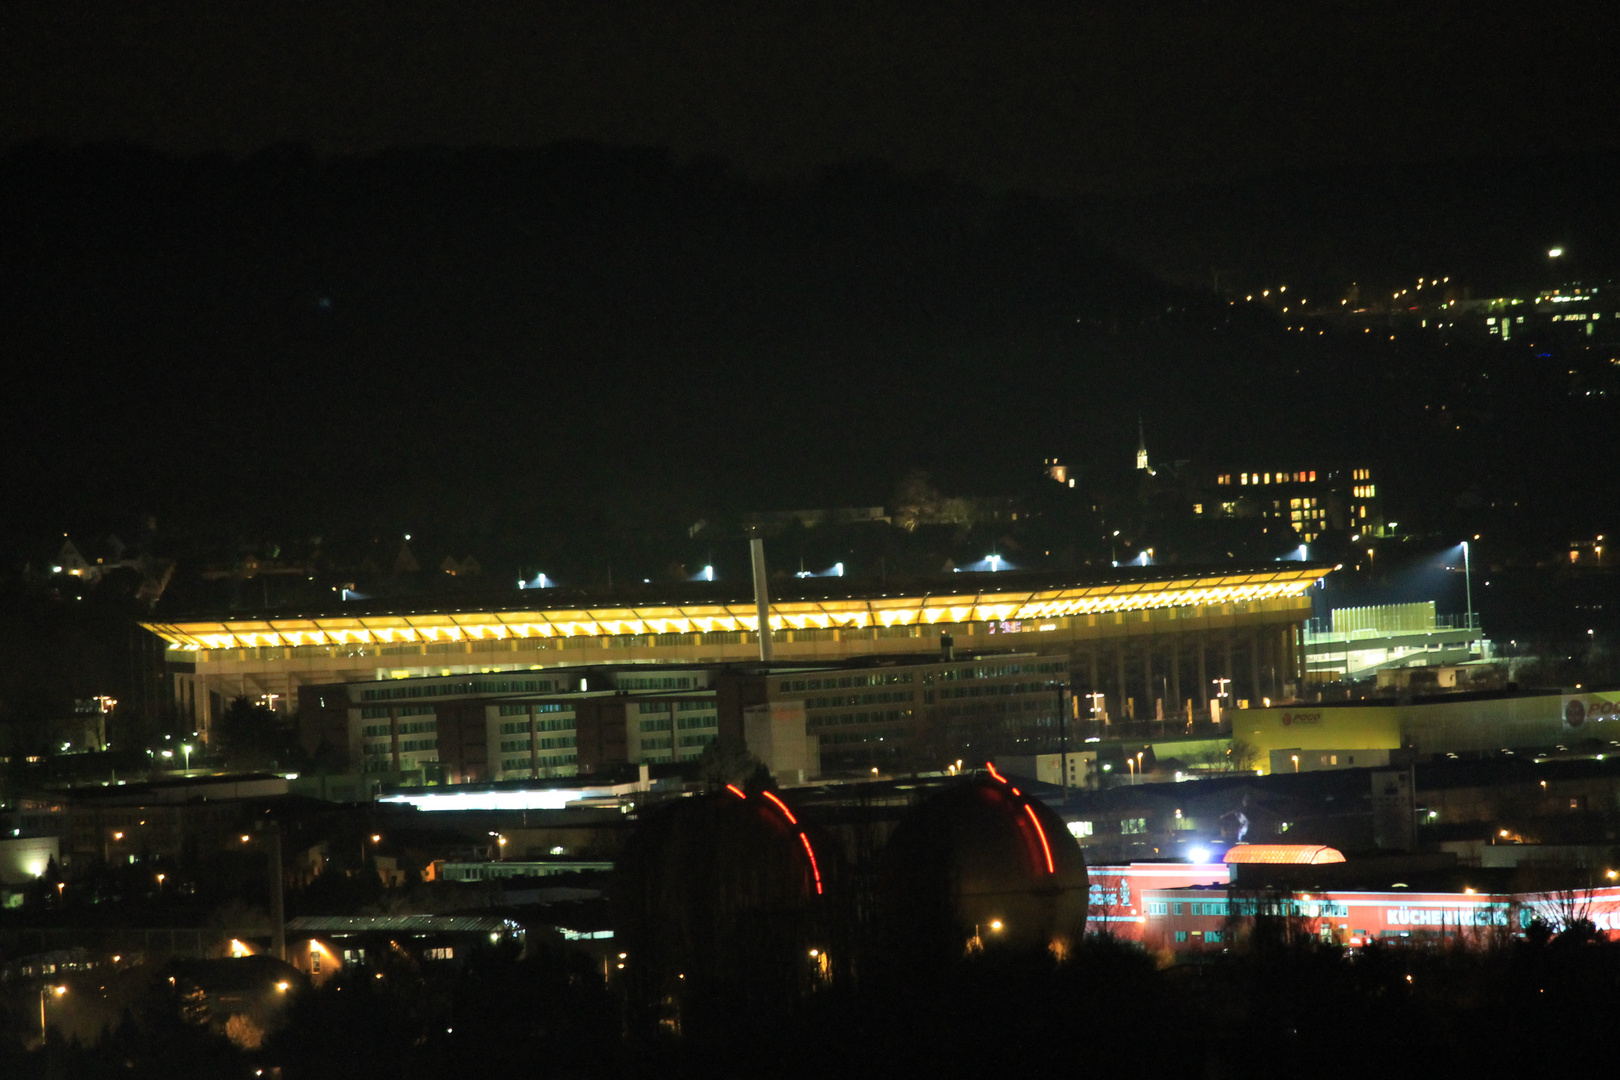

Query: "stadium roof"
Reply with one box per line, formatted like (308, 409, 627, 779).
(143, 564, 1328, 651)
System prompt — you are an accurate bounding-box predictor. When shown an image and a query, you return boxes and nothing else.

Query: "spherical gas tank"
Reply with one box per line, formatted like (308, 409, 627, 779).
(613, 786, 826, 1033)
(876, 772, 1087, 963)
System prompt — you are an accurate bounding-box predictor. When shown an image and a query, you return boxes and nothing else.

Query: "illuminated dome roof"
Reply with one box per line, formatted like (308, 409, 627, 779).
(1223, 844, 1345, 865)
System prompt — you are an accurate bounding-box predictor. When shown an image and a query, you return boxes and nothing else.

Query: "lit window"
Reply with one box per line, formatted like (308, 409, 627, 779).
(1290, 498, 1301, 509)
(1309, 471, 1317, 482)
(1240, 473, 1249, 485)
(1263, 473, 1271, 484)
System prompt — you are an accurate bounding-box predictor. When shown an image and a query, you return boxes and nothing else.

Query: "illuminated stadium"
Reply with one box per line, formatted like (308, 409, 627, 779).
(143, 564, 1329, 739)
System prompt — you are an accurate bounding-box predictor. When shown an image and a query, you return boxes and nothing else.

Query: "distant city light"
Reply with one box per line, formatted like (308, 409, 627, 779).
(1549, 247, 1564, 258)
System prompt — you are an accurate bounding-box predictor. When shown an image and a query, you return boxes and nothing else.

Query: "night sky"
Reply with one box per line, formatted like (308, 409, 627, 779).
(1, 2, 1617, 568)
(4, 2, 1615, 195)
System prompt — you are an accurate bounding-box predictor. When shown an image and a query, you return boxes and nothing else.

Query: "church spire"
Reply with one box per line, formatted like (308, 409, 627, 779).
(1136, 417, 1154, 475)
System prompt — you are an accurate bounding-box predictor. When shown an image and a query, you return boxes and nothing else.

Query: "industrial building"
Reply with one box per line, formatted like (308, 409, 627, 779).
(1090, 848, 1620, 954)
(1303, 601, 1487, 685)
(1228, 685, 1620, 775)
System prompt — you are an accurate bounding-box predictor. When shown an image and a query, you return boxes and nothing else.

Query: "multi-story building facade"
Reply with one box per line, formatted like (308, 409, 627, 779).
(1208, 467, 1383, 542)
(298, 666, 729, 783)
(297, 651, 1081, 782)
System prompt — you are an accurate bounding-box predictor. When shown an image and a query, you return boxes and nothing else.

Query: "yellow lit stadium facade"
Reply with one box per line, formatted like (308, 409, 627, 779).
(143, 565, 1327, 737)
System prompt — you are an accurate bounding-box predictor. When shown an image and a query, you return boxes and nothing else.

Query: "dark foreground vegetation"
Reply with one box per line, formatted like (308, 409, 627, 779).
(8, 920, 1620, 1079)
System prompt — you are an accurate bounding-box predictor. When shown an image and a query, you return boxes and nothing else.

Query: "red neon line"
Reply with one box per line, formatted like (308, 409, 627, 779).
(985, 762, 1006, 784)
(761, 790, 799, 825)
(1023, 803, 1055, 874)
(725, 784, 747, 799)
(1010, 787, 1021, 796)
(797, 831, 824, 894)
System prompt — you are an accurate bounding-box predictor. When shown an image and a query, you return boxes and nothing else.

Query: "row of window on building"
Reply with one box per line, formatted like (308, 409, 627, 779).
(777, 671, 916, 693)
(361, 677, 559, 702)
(639, 713, 719, 732)
(361, 704, 438, 719)
(501, 754, 576, 771)
(1216, 470, 1322, 486)
(497, 717, 575, 735)
(361, 719, 437, 738)
(499, 736, 577, 752)
(496, 702, 570, 716)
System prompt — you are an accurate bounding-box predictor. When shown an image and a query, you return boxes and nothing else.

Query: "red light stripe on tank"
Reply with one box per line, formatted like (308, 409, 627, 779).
(985, 762, 1007, 784)
(797, 831, 824, 894)
(1023, 803, 1055, 874)
(761, 790, 799, 825)
(725, 784, 747, 799)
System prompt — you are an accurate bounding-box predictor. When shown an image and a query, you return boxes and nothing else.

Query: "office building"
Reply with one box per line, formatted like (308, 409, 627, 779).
(296, 649, 1078, 782)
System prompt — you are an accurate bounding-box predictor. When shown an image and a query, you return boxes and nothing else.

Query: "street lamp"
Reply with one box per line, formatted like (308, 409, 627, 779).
(40, 984, 66, 1044)
(181, 744, 193, 775)
(1461, 539, 1474, 630)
